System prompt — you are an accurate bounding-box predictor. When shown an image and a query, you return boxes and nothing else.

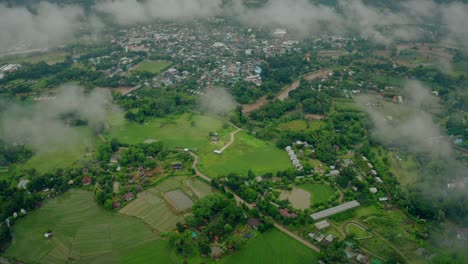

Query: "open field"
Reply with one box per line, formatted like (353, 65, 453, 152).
(198, 132, 291, 178)
(132, 60, 172, 74)
(4, 190, 163, 264)
(0, 51, 69, 65)
(279, 187, 311, 209)
(278, 120, 308, 131)
(16, 126, 97, 173)
(221, 228, 319, 264)
(107, 114, 232, 149)
(346, 223, 373, 239)
(278, 120, 325, 132)
(299, 183, 336, 205)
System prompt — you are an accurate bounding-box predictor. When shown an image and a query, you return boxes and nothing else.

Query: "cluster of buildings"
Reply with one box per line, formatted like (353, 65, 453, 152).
(0, 63, 21, 79)
(81, 21, 306, 92)
(285, 145, 303, 171)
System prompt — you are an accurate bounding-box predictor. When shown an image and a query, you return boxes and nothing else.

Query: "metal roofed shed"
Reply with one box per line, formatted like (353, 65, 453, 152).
(310, 200, 360, 220)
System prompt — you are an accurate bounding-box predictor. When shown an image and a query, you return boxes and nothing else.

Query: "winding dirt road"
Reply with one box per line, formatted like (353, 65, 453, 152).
(185, 126, 321, 253)
(243, 68, 332, 114)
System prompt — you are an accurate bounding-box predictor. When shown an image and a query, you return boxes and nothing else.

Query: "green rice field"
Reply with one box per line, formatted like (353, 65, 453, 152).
(4, 190, 166, 264)
(221, 228, 319, 264)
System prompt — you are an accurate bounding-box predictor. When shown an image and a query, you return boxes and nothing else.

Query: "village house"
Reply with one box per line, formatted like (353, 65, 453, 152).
(246, 218, 262, 230)
(314, 220, 330, 231)
(82, 176, 92, 186)
(122, 192, 135, 202)
(172, 162, 183, 171)
(279, 208, 298, 218)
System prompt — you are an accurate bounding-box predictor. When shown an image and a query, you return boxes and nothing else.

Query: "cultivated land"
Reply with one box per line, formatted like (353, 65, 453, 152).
(299, 183, 336, 205)
(133, 60, 172, 74)
(186, 178, 214, 198)
(4, 190, 165, 264)
(119, 176, 211, 232)
(221, 229, 319, 264)
(119, 176, 190, 232)
(107, 114, 233, 148)
(197, 132, 291, 178)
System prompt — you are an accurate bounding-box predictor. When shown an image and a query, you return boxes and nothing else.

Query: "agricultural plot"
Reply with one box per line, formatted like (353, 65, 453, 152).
(299, 183, 336, 205)
(4, 190, 162, 264)
(164, 189, 194, 212)
(107, 114, 232, 149)
(186, 178, 214, 198)
(132, 60, 172, 74)
(198, 132, 291, 178)
(279, 187, 311, 209)
(221, 228, 319, 264)
(120, 176, 194, 232)
(119, 240, 178, 264)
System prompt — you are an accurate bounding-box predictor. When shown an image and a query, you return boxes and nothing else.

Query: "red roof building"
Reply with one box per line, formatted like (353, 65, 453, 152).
(279, 208, 298, 218)
(82, 176, 92, 186)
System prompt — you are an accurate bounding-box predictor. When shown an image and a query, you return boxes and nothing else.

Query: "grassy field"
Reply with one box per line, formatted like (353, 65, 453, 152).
(278, 120, 324, 132)
(17, 126, 98, 173)
(119, 240, 179, 264)
(221, 228, 319, 264)
(107, 114, 232, 149)
(0, 51, 68, 65)
(299, 183, 335, 205)
(4, 190, 166, 264)
(278, 120, 308, 131)
(133, 60, 172, 74)
(198, 132, 291, 178)
(346, 223, 372, 239)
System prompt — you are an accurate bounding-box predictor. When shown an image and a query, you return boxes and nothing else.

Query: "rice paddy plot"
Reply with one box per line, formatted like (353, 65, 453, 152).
(119, 177, 190, 232)
(4, 190, 160, 264)
(221, 228, 319, 264)
(164, 189, 194, 212)
(186, 178, 214, 198)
